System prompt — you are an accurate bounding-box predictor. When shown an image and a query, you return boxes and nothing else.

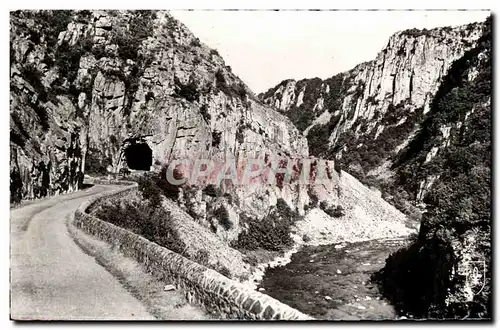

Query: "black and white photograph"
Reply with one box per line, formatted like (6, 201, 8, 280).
(7, 5, 492, 322)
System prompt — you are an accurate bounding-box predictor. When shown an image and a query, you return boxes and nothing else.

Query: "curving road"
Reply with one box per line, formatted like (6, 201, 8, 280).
(10, 185, 156, 320)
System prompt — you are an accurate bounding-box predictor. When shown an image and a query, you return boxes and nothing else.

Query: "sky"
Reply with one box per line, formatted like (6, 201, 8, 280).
(170, 10, 490, 94)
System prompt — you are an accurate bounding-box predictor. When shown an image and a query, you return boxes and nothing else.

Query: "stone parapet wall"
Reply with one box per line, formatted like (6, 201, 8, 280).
(73, 182, 312, 320)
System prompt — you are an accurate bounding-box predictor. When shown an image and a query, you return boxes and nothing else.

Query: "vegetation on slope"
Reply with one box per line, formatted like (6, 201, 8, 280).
(374, 18, 491, 319)
(232, 198, 301, 253)
(94, 196, 186, 255)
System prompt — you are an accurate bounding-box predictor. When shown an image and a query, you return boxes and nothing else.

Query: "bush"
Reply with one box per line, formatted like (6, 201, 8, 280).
(319, 201, 345, 218)
(307, 189, 319, 209)
(232, 199, 300, 252)
(134, 165, 185, 205)
(332, 205, 345, 217)
(215, 69, 227, 92)
(190, 38, 201, 47)
(119, 168, 131, 178)
(111, 10, 156, 62)
(202, 184, 219, 197)
(136, 173, 163, 207)
(211, 131, 222, 148)
(307, 114, 341, 157)
(213, 206, 232, 230)
(174, 76, 199, 102)
(235, 126, 244, 144)
(235, 82, 247, 100)
(54, 40, 85, 84)
(210, 49, 219, 57)
(302, 234, 311, 243)
(10, 168, 23, 204)
(12, 10, 73, 50)
(200, 104, 211, 122)
(94, 198, 186, 255)
(193, 249, 210, 267)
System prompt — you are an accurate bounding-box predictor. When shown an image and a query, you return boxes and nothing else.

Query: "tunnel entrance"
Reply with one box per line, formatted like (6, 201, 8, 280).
(124, 141, 153, 171)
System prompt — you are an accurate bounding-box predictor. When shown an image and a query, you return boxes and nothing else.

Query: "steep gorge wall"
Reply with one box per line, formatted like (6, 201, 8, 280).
(376, 19, 491, 319)
(10, 10, 308, 203)
(73, 182, 312, 320)
(259, 21, 486, 201)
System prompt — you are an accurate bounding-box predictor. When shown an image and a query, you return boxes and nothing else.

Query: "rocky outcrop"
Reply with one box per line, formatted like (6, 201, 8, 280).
(375, 18, 491, 319)
(259, 20, 486, 202)
(10, 11, 413, 273)
(10, 10, 307, 203)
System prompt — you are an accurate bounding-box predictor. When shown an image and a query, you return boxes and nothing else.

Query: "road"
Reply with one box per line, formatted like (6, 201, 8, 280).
(10, 185, 156, 320)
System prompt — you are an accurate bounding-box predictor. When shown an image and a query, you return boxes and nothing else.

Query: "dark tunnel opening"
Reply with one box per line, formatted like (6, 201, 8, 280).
(124, 142, 152, 171)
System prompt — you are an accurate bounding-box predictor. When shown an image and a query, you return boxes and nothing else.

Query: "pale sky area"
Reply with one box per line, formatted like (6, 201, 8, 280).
(170, 10, 490, 93)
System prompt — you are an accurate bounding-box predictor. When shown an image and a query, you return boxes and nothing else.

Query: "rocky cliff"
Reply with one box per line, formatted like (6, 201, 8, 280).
(10, 10, 412, 282)
(259, 19, 491, 319)
(376, 18, 491, 319)
(10, 10, 307, 203)
(259, 20, 486, 204)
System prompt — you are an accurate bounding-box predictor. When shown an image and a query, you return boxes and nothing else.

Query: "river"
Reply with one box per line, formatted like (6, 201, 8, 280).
(258, 237, 411, 320)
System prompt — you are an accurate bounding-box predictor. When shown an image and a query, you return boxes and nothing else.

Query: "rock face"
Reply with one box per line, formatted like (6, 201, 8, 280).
(379, 19, 491, 319)
(260, 18, 492, 319)
(259, 21, 486, 202)
(10, 11, 414, 285)
(9, 10, 307, 203)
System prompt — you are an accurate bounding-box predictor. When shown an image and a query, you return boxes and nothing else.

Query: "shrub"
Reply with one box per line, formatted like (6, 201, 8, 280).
(193, 249, 210, 267)
(209, 218, 218, 233)
(111, 10, 156, 62)
(319, 201, 345, 218)
(31, 102, 50, 132)
(232, 199, 300, 252)
(202, 184, 219, 197)
(190, 38, 201, 47)
(376, 21, 492, 319)
(75, 10, 92, 24)
(215, 69, 227, 92)
(13, 10, 74, 50)
(210, 49, 219, 57)
(307, 188, 319, 208)
(145, 91, 155, 103)
(401, 28, 432, 38)
(213, 206, 232, 230)
(94, 198, 186, 255)
(174, 76, 199, 102)
(235, 126, 244, 144)
(134, 165, 185, 205)
(366, 95, 379, 105)
(136, 173, 163, 207)
(20, 64, 47, 100)
(119, 167, 131, 178)
(200, 104, 211, 122)
(54, 40, 85, 84)
(211, 131, 222, 148)
(235, 82, 247, 100)
(332, 205, 345, 218)
(307, 114, 341, 157)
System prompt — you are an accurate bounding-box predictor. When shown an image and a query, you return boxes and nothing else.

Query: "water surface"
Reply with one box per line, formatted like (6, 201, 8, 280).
(259, 237, 410, 320)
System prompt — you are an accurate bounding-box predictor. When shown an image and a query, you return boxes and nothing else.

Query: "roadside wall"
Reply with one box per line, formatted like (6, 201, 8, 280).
(73, 182, 312, 320)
